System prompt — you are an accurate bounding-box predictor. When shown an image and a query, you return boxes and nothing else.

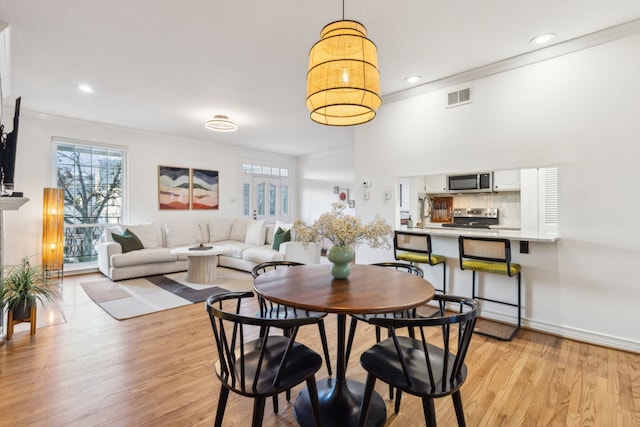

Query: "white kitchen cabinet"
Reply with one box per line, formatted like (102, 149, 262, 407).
(493, 169, 521, 191)
(425, 174, 447, 193)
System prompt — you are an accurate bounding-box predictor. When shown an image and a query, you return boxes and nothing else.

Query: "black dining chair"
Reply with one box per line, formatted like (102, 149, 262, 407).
(206, 291, 323, 427)
(252, 261, 332, 377)
(358, 294, 480, 427)
(344, 262, 425, 403)
(344, 262, 425, 369)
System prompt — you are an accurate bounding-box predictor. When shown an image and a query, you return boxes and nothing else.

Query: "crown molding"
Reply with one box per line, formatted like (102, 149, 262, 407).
(383, 18, 640, 104)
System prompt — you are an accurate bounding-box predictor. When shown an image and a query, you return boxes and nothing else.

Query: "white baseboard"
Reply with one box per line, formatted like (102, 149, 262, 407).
(478, 309, 640, 353)
(523, 318, 640, 354)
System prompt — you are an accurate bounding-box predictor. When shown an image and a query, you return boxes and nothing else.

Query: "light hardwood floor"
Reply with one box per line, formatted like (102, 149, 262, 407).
(1, 270, 639, 427)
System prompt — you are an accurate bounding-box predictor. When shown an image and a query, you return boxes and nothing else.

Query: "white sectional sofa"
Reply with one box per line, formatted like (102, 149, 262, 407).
(96, 218, 321, 281)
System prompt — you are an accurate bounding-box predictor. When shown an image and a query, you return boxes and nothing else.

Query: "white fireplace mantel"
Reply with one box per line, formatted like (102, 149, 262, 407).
(0, 196, 29, 211)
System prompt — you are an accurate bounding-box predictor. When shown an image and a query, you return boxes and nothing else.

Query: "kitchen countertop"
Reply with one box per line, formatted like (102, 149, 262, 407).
(399, 224, 559, 243)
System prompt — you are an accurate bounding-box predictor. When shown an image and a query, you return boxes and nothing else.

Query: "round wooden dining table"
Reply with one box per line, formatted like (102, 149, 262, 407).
(253, 263, 435, 427)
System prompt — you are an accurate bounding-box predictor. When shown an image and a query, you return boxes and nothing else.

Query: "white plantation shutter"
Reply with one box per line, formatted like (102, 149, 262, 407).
(539, 167, 558, 233)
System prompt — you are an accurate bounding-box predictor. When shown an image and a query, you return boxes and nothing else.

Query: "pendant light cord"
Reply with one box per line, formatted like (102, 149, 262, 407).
(342, 0, 345, 20)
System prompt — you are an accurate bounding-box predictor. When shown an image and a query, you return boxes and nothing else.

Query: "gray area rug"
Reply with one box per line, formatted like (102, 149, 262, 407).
(80, 269, 253, 320)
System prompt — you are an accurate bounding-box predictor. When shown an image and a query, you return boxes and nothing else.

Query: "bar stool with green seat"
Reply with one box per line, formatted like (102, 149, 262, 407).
(394, 230, 447, 294)
(458, 235, 522, 341)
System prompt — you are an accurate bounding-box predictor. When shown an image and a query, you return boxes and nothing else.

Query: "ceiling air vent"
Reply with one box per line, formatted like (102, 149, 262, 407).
(446, 87, 473, 108)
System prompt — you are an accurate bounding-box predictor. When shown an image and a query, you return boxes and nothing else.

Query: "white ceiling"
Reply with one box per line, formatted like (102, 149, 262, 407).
(1, 0, 640, 157)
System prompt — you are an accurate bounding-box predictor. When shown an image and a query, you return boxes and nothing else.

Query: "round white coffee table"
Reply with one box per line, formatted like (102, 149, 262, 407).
(170, 246, 227, 284)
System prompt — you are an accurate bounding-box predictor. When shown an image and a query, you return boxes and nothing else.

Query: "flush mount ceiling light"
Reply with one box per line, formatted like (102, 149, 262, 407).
(205, 115, 238, 132)
(306, 1, 381, 126)
(529, 33, 557, 45)
(405, 75, 422, 84)
(76, 83, 94, 93)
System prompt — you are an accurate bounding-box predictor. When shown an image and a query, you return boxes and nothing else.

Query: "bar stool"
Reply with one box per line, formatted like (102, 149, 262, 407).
(458, 236, 522, 341)
(394, 230, 447, 293)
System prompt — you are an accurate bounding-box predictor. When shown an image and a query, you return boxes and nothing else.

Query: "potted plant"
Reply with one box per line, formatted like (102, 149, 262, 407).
(1, 255, 56, 321)
(293, 203, 393, 279)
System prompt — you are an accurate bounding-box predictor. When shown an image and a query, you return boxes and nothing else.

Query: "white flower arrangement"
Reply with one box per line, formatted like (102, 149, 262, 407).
(293, 203, 393, 249)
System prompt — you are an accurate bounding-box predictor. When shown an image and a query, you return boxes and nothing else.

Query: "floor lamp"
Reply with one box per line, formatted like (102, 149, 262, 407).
(42, 188, 64, 284)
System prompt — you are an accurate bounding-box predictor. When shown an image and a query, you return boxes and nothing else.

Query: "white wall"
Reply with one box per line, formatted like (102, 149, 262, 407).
(2, 112, 296, 265)
(354, 34, 640, 351)
(298, 147, 356, 223)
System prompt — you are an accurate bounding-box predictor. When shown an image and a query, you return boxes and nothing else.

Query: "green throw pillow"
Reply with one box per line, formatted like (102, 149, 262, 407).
(272, 227, 291, 251)
(112, 229, 145, 253)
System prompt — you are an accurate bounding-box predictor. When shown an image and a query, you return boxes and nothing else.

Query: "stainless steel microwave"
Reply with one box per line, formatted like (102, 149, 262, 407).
(447, 172, 493, 193)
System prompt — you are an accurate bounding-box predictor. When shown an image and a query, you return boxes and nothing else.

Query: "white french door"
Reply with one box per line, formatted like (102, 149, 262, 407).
(251, 176, 289, 222)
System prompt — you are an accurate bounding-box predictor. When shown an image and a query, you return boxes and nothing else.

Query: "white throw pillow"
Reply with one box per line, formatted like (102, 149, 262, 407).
(164, 222, 200, 248)
(124, 223, 162, 248)
(229, 218, 251, 242)
(245, 220, 267, 246)
(265, 224, 276, 245)
(102, 225, 123, 243)
(209, 218, 232, 242)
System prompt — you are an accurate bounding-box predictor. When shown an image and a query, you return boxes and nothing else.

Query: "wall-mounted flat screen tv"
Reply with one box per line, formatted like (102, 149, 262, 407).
(1, 96, 21, 193)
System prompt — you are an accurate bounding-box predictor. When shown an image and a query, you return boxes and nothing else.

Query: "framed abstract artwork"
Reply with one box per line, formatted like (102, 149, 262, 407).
(338, 188, 349, 204)
(158, 166, 190, 209)
(191, 168, 219, 209)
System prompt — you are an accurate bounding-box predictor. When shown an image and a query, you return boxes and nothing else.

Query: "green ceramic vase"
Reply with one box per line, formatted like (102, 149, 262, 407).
(327, 245, 355, 279)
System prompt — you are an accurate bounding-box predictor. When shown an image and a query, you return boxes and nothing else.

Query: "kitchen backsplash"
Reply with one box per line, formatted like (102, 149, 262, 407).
(450, 192, 521, 228)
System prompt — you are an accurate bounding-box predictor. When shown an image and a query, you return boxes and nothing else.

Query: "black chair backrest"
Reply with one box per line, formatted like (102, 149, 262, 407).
(251, 261, 303, 279)
(367, 294, 480, 393)
(252, 261, 305, 318)
(370, 262, 424, 277)
(394, 231, 435, 262)
(206, 291, 319, 393)
(458, 236, 516, 276)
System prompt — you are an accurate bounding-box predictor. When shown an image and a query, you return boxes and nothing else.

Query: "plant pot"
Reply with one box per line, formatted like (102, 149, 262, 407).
(11, 300, 34, 321)
(327, 245, 355, 279)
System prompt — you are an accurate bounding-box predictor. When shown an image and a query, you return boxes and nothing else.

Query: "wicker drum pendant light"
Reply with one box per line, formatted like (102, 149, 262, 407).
(306, 15, 381, 126)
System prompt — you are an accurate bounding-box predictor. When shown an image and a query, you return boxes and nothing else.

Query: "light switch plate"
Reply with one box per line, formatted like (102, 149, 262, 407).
(363, 191, 370, 200)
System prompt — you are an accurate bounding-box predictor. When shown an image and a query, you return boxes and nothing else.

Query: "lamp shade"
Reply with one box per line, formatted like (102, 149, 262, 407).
(42, 188, 64, 271)
(306, 20, 381, 126)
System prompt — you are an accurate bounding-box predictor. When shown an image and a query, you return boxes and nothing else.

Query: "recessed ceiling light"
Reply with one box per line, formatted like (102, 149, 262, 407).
(205, 115, 238, 132)
(405, 75, 422, 84)
(76, 84, 94, 93)
(529, 33, 556, 45)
